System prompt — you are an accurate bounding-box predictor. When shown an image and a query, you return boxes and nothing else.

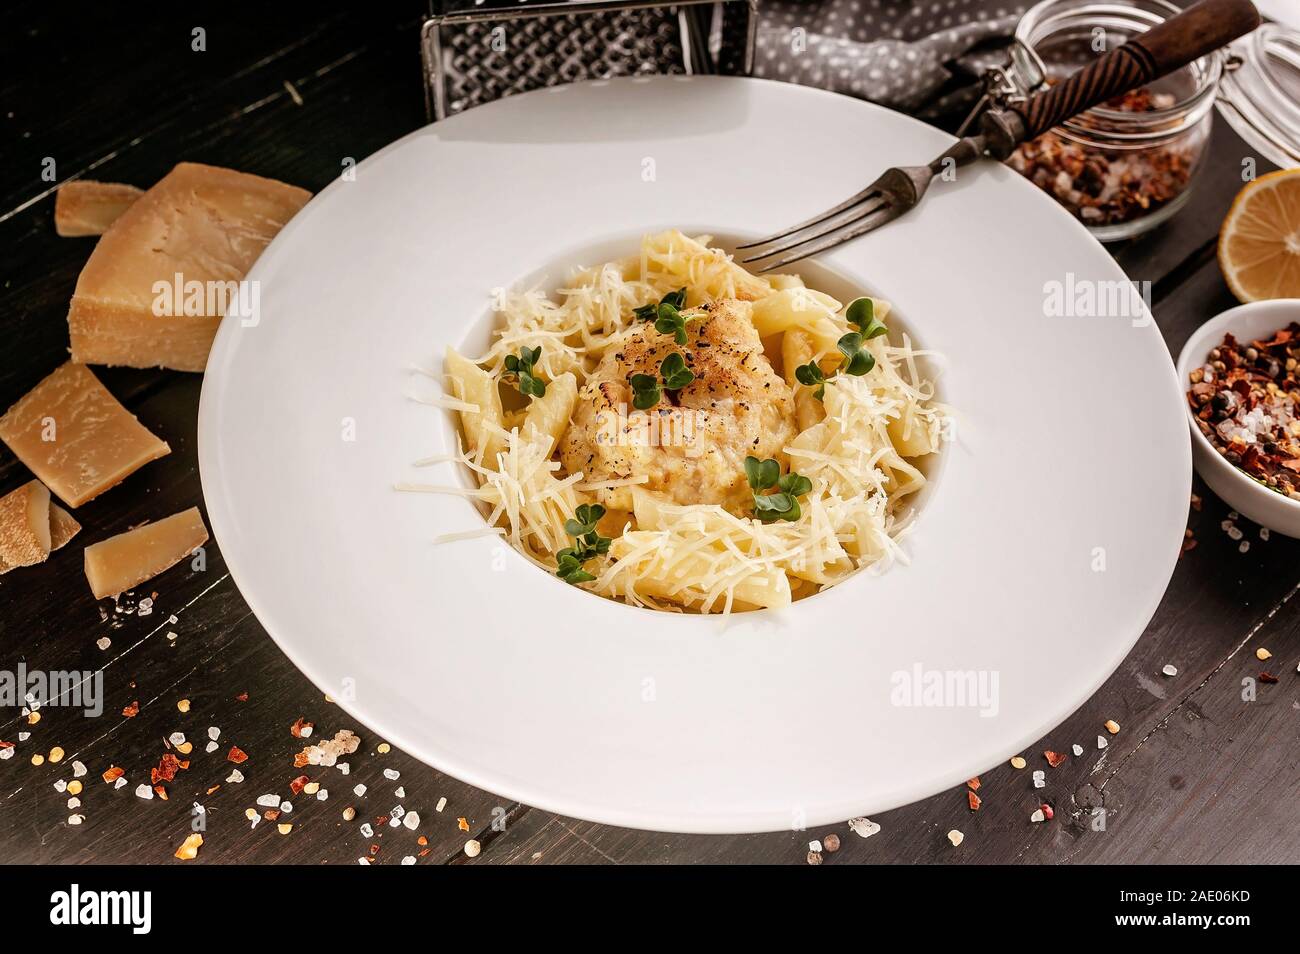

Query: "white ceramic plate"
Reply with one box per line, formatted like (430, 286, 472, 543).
(198, 76, 1190, 833)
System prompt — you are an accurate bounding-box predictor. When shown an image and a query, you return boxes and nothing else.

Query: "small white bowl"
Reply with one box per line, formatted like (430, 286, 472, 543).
(1176, 299, 1300, 537)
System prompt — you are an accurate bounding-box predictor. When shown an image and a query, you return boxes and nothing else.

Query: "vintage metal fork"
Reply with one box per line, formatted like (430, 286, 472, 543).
(737, 0, 1260, 272)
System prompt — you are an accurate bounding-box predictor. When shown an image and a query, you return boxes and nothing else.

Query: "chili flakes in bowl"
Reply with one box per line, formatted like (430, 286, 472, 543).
(1187, 323, 1300, 499)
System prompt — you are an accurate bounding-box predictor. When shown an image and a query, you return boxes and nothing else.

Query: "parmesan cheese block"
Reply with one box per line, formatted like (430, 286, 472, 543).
(83, 506, 208, 599)
(48, 502, 82, 551)
(67, 162, 311, 372)
(0, 480, 52, 571)
(0, 480, 81, 575)
(0, 362, 170, 508)
(55, 181, 145, 237)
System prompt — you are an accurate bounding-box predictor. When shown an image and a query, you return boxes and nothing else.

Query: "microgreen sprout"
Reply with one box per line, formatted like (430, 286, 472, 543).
(795, 297, 888, 401)
(556, 503, 610, 584)
(635, 288, 693, 345)
(630, 352, 695, 410)
(744, 456, 812, 522)
(503, 345, 546, 398)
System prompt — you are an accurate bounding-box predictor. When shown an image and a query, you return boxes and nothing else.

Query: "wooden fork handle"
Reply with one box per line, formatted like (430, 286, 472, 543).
(1012, 0, 1260, 141)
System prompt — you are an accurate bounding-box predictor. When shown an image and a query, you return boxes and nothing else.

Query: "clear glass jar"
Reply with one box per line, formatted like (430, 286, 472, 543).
(1005, 0, 1224, 242)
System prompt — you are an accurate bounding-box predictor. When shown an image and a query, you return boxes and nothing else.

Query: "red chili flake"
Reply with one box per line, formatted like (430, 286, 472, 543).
(151, 752, 186, 785)
(121, 700, 140, 718)
(290, 717, 313, 739)
(206, 785, 221, 795)
(227, 746, 248, 764)
(293, 752, 311, 769)
(458, 817, 470, 832)
(1259, 671, 1279, 684)
(966, 776, 981, 791)
(1044, 750, 1068, 768)
(417, 836, 428, 847)
(264, 809, 280, 821)
(102, 765, 124, 783)
(968, 790, 982, 812)
(235, 692, 249, 702)
(0, 741, 12, 749)
(1041, 803, 1055, 820)
(1187, 327, 1300, 495)
(418, 848, 431, 857)
(369, 844, 381, 855)
(153, 785, 168, 800)
(289, 775, 310, 796)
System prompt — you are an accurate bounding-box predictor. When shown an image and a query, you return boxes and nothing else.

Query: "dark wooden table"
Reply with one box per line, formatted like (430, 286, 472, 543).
(2, 4, 1295, 866)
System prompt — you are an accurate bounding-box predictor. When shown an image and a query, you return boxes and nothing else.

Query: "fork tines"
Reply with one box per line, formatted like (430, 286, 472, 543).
(737, 187, 897, 272)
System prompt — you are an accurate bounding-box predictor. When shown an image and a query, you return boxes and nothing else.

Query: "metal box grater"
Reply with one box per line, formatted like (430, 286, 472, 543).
(421, 0, 757, 121)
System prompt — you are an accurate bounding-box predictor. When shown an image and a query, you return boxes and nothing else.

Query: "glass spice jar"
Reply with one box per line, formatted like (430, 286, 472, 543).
(1005, 0, 1224, 242)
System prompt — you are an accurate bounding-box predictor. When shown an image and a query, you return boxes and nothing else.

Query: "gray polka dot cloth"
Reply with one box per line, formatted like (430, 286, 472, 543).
(753, 0, 1030, 121)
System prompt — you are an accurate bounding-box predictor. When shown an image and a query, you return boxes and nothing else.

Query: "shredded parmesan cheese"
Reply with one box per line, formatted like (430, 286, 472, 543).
(412, 231, 946, 613)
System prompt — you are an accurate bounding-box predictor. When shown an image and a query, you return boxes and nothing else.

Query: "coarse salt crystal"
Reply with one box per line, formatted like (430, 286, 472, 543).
(395, 786, 405, 798)
(168, 732, 186, 747)
(847, 817, 881, 839)
(54, 779, 68, 793)
(1072, 744, 1083, 756)
(1030, 808, 1045, 823)
(208, 726, 220, 740)
(256, 794, 280, 807)
(316, 789, 328, 801)
(353, 783, 366, 796)
(436, 796, 447, 813)
(96, 637, 111, 651)
(383, 768, 400, 781)
(68, 814, 85, 825)
(114, 777, 127, 789)
(72, 760, 86, 778)
(67, 796, 81, 809)
(1162, 664, 1178, 676)
(946, 829, 963, 847)
(1032, 770, 1045, 788)
(401, 855, 417, 865)
(135, 784, 153, 800)
(808, 839, 822, 853)
(280, 801, 292, 814)
(205, 741, 218, 753)
(404, 811, 420, 830)
(226, 769, 244, 783)
(1097, 735, 1108, 749)
(360, 823, 374, 837)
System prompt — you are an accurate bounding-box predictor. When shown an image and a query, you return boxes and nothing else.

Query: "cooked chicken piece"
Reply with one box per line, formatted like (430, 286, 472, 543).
(559, 298, 797, 513)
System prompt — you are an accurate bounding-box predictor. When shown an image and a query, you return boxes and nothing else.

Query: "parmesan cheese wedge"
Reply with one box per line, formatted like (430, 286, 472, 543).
(0, 480, 81, 575)
(0, 480, 52, 571)
(0, 362, 170, 508)
(54, 181, 144, 237)
(83, 507, 208, 599)
(49, 502, 82, 551)
(67, 162, 311, 372)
